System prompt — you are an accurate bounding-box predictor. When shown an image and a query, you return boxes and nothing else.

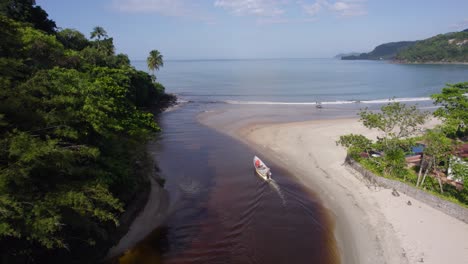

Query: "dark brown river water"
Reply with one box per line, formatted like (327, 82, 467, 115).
(117, 103, 341, 264)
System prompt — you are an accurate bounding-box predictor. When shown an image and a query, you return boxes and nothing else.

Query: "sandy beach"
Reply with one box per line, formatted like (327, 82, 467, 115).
(200, 112, 468, 264)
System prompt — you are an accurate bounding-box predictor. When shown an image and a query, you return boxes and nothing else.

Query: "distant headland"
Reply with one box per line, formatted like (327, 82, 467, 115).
(340, 28, 468, 63)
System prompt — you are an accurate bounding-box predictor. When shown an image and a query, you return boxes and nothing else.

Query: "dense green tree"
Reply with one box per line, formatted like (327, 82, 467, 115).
(147, 49, 164, 79)
(0, 15, 23, 57)
(0, 0, 56, 34)
(20, 26, 65, 69)
(359, 102, 429, 147)
(431, 82, 468, 138)
(336, 134, 373, 158)
(0, 5, 173, 262)
(418, 129, 454, 193)
(56, 28, 90, 51)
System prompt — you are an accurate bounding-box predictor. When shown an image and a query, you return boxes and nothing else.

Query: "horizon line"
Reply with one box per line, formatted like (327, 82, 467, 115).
(131, 57, 336, 62)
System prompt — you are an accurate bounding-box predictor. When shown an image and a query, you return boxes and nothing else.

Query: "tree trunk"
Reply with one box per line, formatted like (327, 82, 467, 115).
(435, 169, 444, 193)
(437, 177, 444, 193)
(417, 154, 425, 187)
(420, 159, 432, 188)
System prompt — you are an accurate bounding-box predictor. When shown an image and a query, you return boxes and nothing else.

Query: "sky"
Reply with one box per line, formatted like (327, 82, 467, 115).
(38, 0, 468, 60)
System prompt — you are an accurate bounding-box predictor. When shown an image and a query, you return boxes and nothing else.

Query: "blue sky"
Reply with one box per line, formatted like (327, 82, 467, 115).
(38, 0, 468, 60)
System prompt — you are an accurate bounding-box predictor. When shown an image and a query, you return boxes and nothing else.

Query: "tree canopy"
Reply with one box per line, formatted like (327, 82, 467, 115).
(0, 2, 173, 262)
(338, 89, 468, 206)
(0, 0, 56, 34)
(431, 82, 468, 137)
(359, 102, 429, 144)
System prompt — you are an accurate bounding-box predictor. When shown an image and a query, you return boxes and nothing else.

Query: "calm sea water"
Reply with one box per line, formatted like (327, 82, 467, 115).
(133, 59, 468, 103)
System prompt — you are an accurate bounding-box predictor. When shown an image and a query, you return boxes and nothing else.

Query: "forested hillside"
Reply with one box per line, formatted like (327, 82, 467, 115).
(0, 0, 173, 262)
(342, 29, 468, 63)
(396, 30, 468, 63)
(342, 41, 416, 60)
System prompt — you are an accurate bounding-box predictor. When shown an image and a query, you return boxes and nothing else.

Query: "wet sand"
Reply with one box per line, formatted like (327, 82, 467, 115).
(200, 108, 468, 264)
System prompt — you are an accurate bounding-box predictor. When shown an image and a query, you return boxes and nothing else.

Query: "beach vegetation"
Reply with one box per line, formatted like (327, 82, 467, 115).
(431, 82, 468, 138)
(0, 1, 174, 262)
(338, 92, 468, 206)
(336, 134, 372, 158)
(358, 102, 429, 144)
(417, 128, 455, 192)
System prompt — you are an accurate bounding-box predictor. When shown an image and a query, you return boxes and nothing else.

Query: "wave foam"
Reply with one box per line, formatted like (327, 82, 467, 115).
(224, 96, 432, 105)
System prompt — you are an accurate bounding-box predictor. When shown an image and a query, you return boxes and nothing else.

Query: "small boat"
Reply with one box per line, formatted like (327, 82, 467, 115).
(253, 156, 272, 181)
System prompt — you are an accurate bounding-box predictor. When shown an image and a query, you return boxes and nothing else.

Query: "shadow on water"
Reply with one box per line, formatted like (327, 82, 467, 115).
(116, 103, 340, 264)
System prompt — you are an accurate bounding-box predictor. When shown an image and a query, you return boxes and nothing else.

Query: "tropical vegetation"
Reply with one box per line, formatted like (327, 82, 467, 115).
(0, 0, 174, 262)
(342, 41, 416, 60)
(338, 83, 468, 206)
(396, 30, 468, 63)
(147, 49, 164, 80)
(342, 28, 468, 63)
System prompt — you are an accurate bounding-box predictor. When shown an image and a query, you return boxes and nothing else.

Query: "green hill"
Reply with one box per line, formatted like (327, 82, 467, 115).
(334, 52, 361, 59)
(395, 30, 468, 63)
(342, 41, 417, 60)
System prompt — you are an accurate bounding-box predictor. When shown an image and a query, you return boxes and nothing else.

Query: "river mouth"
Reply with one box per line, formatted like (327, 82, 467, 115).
(116, 102, 340, 264)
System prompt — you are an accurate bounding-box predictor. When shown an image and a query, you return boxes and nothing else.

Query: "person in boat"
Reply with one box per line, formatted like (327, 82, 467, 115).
(255, 159, 261, 168)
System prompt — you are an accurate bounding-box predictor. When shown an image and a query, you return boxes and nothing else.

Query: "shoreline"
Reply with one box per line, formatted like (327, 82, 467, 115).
(104, 106, 176, 260)
(234, 119, 403, 264)
(106, 164, 170, 260)
(341, 58, 468, 65)
(199, 111, 468, 264)
(393, 60, 468, 65)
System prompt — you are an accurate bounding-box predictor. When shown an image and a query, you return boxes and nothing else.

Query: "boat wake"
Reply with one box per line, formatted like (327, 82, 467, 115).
(269, 179, 287, 206)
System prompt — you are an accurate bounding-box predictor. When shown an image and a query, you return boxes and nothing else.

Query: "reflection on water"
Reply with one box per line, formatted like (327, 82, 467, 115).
(117, 103, 340, 264)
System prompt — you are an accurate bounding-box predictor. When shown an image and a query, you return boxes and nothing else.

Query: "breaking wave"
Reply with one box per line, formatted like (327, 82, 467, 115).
(223, 96, 432, 105)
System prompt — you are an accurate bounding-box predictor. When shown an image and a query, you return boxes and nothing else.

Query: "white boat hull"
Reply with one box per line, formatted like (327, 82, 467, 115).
(253, 156, 272, 181)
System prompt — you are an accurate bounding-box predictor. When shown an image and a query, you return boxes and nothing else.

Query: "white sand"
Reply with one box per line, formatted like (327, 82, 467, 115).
(201, 113, 468, 264)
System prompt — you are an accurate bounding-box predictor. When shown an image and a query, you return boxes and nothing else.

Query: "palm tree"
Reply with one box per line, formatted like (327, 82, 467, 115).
(147, 50, 164, 79)
(90, 26, 108, 41)
(90, 26, 108, 49)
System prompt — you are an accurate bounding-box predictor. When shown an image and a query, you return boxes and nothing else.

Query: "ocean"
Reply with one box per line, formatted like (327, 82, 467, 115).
(133, 58, 468, 104)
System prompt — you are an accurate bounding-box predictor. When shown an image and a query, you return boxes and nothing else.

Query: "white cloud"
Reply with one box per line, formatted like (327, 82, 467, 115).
(302, 1, 322, 16)
(257, 17, 318, 24)
(112, 0, 367, 23)
(214, 0, 286, 17)
(329, 0, 367, 17)
(112, 0, 214, 22)
(301, 0, 367, 17)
